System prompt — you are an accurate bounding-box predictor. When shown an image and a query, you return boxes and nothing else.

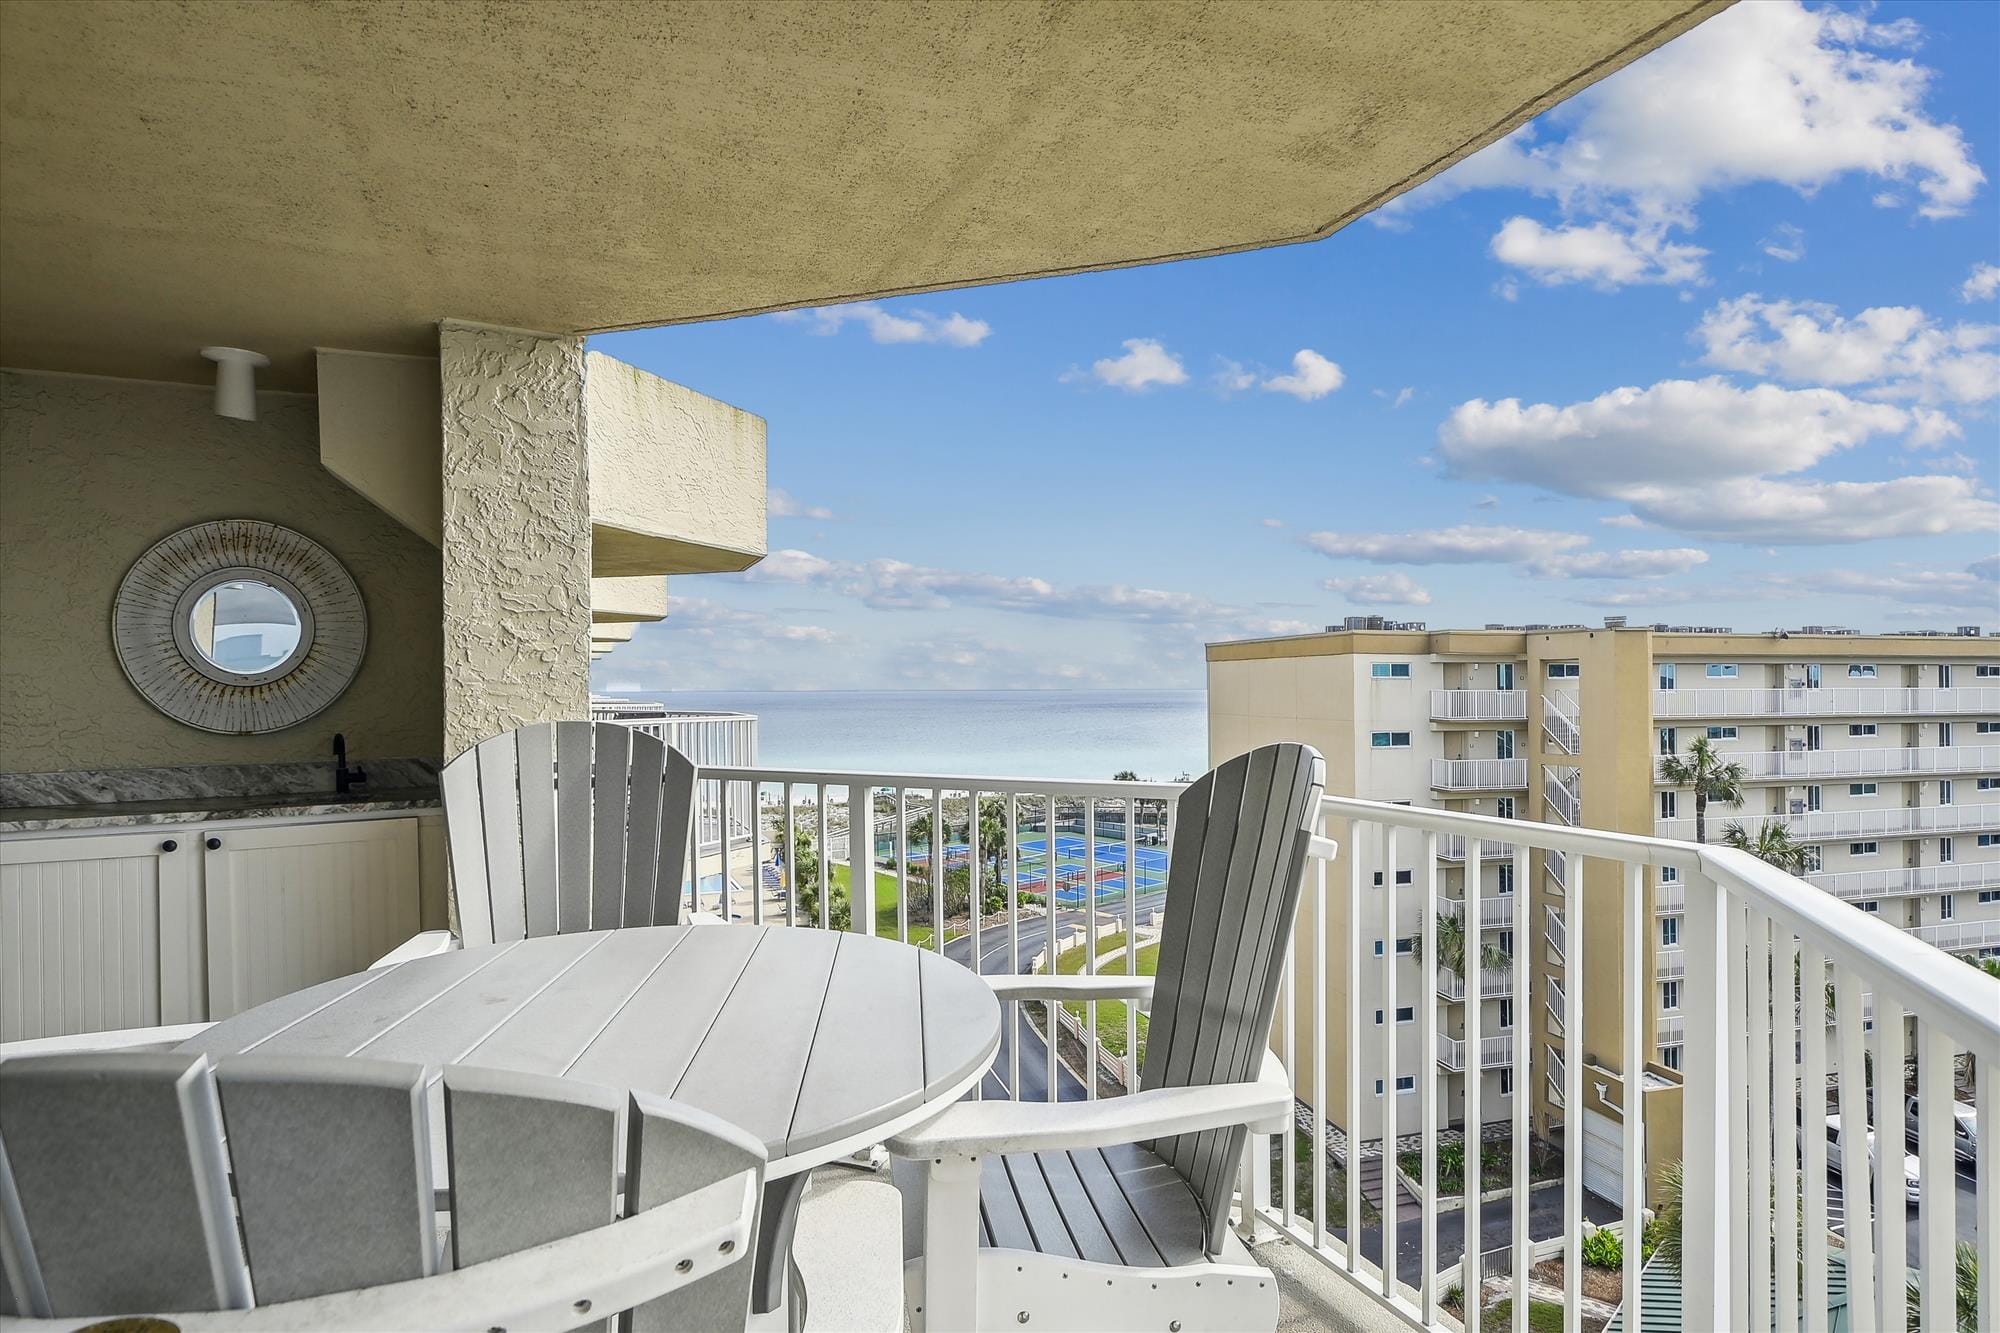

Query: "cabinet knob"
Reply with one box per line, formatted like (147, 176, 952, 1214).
(206, 837, 222, 851)
(160, 839, 177, 853)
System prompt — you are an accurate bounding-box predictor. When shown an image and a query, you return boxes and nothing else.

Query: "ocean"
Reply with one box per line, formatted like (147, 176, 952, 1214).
(636, 690, 1208, 782)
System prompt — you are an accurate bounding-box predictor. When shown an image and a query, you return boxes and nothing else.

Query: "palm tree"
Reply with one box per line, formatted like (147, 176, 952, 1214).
(1657, 736, 1747, 844)
(1721, 819, 1811, 875)
(1905, 1240, 1979, 1332)
(1414, 909, 1511, 979)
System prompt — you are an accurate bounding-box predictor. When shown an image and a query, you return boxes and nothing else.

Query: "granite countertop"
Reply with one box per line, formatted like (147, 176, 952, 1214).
(0, 787, 440, 833)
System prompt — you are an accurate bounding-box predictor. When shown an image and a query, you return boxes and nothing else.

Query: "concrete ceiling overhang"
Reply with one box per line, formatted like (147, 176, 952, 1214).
(0, 0, 1727, 389)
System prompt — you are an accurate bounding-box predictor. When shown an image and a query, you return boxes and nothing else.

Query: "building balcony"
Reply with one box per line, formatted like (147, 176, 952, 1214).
(1654, 684, 2000, 719)
(1906, 917, 2000, 953)
(1686, 744, 2000, 783)
(1657, 1013, 1684, 1045)
(1656, 801, 2000, 843)
(1428, 688, 1526, 722)
(1436, 833, 1514, 862)
(1430, 757, 1527, 791)
(1437, 1031, 1514, 1071)
(1440, 890, 1517, 928)
(1808, 859, 2000, 901)
(1437, 965, 1515, 1001)
(1655, 946, 1685, 979)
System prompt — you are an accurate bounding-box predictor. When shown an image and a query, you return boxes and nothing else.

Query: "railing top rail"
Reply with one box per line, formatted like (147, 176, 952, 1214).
(1320, 792, 1704, 871)
(695, 764, 1188, 798)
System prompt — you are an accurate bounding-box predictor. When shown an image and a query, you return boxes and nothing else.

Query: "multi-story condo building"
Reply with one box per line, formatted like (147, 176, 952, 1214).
(1208, 620, 1997, 1196)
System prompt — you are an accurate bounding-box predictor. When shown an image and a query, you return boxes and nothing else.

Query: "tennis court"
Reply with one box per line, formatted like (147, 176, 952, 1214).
(900, 833, 1168, 906)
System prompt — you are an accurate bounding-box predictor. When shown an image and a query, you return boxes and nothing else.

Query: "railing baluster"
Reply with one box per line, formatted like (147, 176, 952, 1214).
(853, 783, 872, 936)
(1729, 900, 1751, 1333)
(1801, 947, 1829, 1331)
(1775, 928, 1800, 1333)
(1462, 820, 1482, 1315)
(1313, 803, 1328, 1253)
(1344, 815, 1362, 1274)
(1978, 1053, 1997, 1333)
(1747, 910, 1773, 1333)
(1085, 796, 1098, 1100)
(1915, 1023, 1954, 1333)
(816, 786, 831, 931)
(1124, 797, 1138, 1095)
(1511, 843, 1529, 1333)
(782, 782, 797, 929)
(1007, 794, 1020, 1101)
(1871, 991, 1905, 1332)
(1046, 795, 1058, 1103)
(1379, 822, 1398, 1302)
(930, 787, 944, 954)
(1620, 860, 1644, 1333)
(1419, 828, 1439, 1326)
(1560, 850, 1582, 1333)
(750, 778, 765, 927)
(1833, 966, 1876, 1327)
(1682, 868, 1733, 1333)
(1284, 932, 1298, 1230)
(895, 787, 909, 942)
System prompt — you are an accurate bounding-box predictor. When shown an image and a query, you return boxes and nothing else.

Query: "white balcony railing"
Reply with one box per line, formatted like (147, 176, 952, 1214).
(1655, 880, 1685, 913)
(1428, 688, 1526, 722)
(1436, 965, 1514, 1002)
(1657, 801, 2000, 843)
(1809, 859, 2000, 901)
(1430, 757, 1527, 791)
(1543, 694, 1579, 756)
(601, 705, 760, 855)
(1436, 833, 1513, 862)
(1655, 946, 1686, 979)
(1906, 917, 2000, 953)
(1436, 1031, 1514, 1071)
(688, 761, 1998, 1333)
(1654, 684, 2000, 719)
(1440, 891, 1516, 928)
(1657, 1013, 1684, 1045)
(1696, 744, 2000, 782)
(1544, 765, 1580, 826)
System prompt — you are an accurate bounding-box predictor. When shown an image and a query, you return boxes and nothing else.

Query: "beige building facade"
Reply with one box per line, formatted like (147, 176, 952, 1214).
(1210, 623, 1999, 1184)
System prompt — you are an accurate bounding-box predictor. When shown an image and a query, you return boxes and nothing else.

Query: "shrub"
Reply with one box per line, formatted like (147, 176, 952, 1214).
(1580, 1227, 1623, 1270)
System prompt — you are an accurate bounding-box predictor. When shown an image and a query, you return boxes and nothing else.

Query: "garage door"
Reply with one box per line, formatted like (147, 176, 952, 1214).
(1582, 1108, 1638, 1206)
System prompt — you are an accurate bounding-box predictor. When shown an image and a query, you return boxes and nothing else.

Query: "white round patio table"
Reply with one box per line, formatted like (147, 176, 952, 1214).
(182, 924, 1002, 1322)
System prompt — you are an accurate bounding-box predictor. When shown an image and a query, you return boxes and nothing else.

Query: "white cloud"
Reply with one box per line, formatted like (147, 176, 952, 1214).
(1374, 386, 1415, 408)
(1872, 191, 1903, 209)
(1574, 562, 1998, 618)
(1080, 338, 1187, 391)
(1693, 295, 1999, 405)
(1380, 3, 1983, 286)
(1321, 573, 1432, 606)
(1438, 376, 1996, 543)
(1971, 555, 1999, 582)
(1259, 517, 1286, 529)
(1213, 358, 1257, 393)
(776, 301, 990, 347)
(1490, 217, 1705, 289)
(1474, 495, 1500, 510)
(767, 487, 834, 520)
(1304, 525, 1589, 565)
(1759, 223, 1806, 263)
(1533, 548, 1710, 579)
(1260, 349, 1346, 401)
(1961, 263, 2000, 304)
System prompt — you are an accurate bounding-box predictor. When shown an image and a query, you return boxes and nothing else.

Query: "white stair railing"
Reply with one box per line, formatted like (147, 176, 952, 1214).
(1542, 694, 1579, 755)
(1543, 765, 1580, 826)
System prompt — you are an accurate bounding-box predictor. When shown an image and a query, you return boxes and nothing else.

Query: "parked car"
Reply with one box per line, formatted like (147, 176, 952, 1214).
(1904, 1094, 1978, 1165)
(1827, 1114, 1920, 1205)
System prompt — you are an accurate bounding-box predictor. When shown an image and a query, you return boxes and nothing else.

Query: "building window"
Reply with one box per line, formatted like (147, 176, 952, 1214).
(1705, 663, 1738, 678)
(1659, 663, 1676, 690)
(1941, 722, 1953, 746)
(1546, 662, 1580, 679)
(1858, 900, 1880, 913)
(1706, 725, 1738, 740)
(1662, 980, 1682, 1011)
(1849, 783, 1877, 797)
(1806, 725, 1823, 751)
(1978, 890, 2000, 905)
(1938, 665, 1952, 688)
(1848, 724, 1877, 738)
(1940, 837, 1954, 864)
(1977, 664, 2000, 678)
(1496, 729, 1515, 760)
(1497, 864, 1515, 895)
(1497, 929, 1514, 957)
(1939, 780, 1953, 806)
(1806, 785, 1823, 812)
(1498, 998, 1514, 1029)
(1371, 661, 1412, 678)
(1850, 841, 1878, 857)
(1374, 938, 1417, 956)
(1661, 791, 1679, 820)
(1371, 731, 1412, 748)
(1375, 1076, 1416, 1095)
(1979, 834, 1998, 848)
(1496, 797, 1516, 820)
(1980, 778, 2000, 791)
(1659, 728, 1676, 756)
(1500, 1068, 1514, 1097)
(1374, 1007, 1416, 1024)
(1372, 869, 1415, 886)
(1847, 664, 1877, 678)
(1496, 663, 1516, 690)
(1660, 865, 1679, 883)
(1803, 845, 1822, 872)
(1939, 894, 1955, 921)
(1661, 916, 1680, 947)
(1662, 1045, 1683, 1072)
(1978, 721, 2000, 735)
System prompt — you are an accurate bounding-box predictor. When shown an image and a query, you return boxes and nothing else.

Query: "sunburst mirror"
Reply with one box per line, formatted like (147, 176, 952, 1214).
(113, 520, 367, 734)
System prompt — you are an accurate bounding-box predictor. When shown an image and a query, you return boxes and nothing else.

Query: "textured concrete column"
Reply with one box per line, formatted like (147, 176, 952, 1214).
(439, 320, 591, 759)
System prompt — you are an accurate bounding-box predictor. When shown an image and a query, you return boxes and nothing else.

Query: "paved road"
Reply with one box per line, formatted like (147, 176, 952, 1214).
(1829, 1154, 1981, 1256)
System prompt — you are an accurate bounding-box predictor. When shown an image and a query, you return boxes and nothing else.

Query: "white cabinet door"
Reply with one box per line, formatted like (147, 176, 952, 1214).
(203, 818, 421, 1019)
(0, 831, 202, 1040)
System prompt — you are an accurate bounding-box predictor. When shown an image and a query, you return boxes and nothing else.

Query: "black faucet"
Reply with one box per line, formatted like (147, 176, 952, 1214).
(333, 732, 367, 795)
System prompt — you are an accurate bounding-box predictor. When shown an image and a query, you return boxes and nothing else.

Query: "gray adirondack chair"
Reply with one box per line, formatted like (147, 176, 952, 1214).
(376, 720, 702, 967)
(889, 742, 1327, 1332)
(0, 1051, 763, 1330)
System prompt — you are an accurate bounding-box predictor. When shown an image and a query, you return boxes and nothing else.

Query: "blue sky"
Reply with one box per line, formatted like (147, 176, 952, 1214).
(593, 0, 1999, 694)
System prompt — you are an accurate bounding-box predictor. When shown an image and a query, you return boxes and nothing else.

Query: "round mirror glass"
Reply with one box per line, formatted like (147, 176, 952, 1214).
(186, 579, 303, 676)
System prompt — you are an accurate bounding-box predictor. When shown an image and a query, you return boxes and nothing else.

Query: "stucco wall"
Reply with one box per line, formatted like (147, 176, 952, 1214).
(0, 370, 443, 772)
(585, 351, 765, 577)
(316, 349, 443, 546)
(439, 321, 591, 759)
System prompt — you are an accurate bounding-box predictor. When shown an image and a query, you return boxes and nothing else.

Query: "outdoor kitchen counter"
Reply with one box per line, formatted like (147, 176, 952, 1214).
(0, 787, 439, 833)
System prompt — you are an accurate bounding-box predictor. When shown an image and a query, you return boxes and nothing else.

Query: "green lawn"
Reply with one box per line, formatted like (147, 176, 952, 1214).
(1482, 1299, 1564, 1332)
(825, 861, 978, 948)
(1049, 935, 1157, 1059)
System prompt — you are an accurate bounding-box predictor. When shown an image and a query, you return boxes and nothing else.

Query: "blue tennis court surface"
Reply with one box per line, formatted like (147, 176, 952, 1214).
(900, 833, 1168, 905)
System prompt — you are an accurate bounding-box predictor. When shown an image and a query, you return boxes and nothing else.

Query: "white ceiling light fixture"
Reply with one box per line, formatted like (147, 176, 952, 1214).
(200, 346, 270, 421)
